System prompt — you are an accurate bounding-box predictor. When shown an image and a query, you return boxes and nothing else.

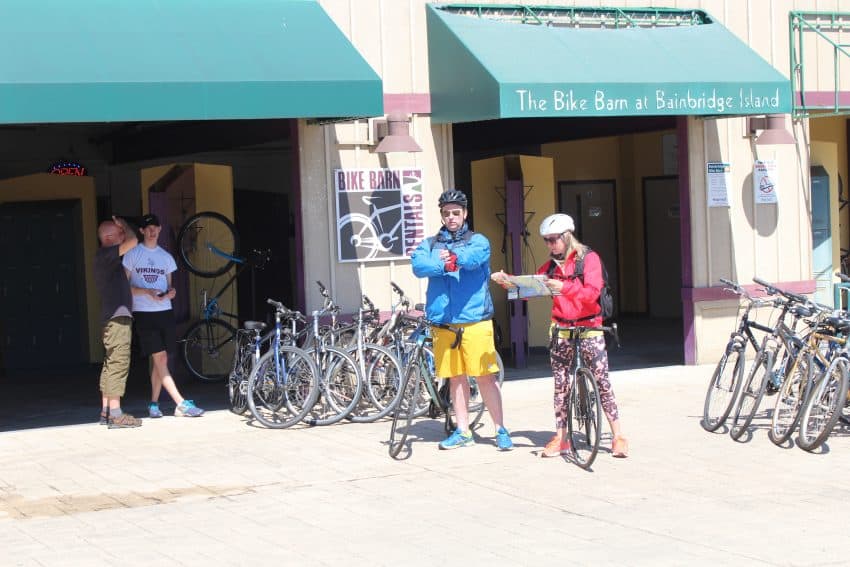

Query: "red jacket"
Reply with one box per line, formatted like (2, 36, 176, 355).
(536, 249, 604, 327)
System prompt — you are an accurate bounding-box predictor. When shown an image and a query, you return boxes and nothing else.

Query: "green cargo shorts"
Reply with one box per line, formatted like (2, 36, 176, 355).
(99, 317, 132, 397)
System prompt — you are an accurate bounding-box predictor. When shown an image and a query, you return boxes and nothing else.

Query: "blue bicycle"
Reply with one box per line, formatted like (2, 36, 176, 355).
(177, 211, 270, 382)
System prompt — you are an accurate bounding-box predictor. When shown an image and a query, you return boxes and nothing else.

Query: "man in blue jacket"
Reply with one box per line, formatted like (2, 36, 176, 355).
(411, 189, 512, 450)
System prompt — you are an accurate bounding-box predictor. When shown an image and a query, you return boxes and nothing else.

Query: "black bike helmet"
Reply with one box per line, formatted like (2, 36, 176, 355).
(438, 189, 468, 208)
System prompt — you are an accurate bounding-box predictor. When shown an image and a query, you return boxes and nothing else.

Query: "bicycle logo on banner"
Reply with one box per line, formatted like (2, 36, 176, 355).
(335, 168, 426, 262)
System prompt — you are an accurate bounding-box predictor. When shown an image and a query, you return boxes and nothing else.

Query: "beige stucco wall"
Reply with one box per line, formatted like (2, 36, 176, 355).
(298, 0, 842, 365)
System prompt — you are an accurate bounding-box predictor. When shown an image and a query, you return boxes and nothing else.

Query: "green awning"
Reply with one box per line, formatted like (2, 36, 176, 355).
(0, 0, 382, 124)
(427, 5, 791, 123)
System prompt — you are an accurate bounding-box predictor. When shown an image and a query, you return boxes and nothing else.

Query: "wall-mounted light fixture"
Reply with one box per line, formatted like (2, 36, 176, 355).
(747, 114, 795, 145)
(375, 112, 422, 153)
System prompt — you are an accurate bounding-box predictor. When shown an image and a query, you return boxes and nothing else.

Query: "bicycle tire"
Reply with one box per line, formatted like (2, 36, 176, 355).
(246, 345, 320, 429)
(182, 318, 237, 382)
(798, 356, 850, 451)
(389, 362, 421, 459)
(769, 351, 813, 445)
(227, 359, 250, 415)
(227, 331, 261, 415)
(568, 368, 602, 470)
(397, 342, 434, 419)
(303, 346, 364, 426)
(729, 350, 774, 441)
(701, 346, 745, 432)
(177, 211, 240, 277)
(346, 343, 404, 423)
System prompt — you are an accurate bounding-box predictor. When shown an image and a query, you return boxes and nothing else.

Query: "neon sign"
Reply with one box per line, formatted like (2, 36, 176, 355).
(48, 160, 87, 176)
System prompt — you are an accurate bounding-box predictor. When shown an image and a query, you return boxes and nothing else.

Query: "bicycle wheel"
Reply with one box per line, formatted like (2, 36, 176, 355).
(304, 346, 363, 426)
(226, 331, 257, 415)
(227, 355, 250, 415)
(701, 346, 745, 432)
(398, 342, 434, 418)
(338, 213, 381, 260)
(177, 211, 240, 277)
(182, 318, 237, 382)
(346, 343, 403, 423)
(798, 356, 850, 451)
(389, 362, 421, 459)
(568, 368, 602, 469)
(246, 346, 320, 429)
(729, 350, 774, 441)
(769, 351, 813, 445)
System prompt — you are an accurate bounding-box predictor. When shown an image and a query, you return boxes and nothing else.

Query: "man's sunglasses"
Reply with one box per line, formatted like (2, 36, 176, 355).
(441, 209, 464, 218)
(542, 235, 562, 244)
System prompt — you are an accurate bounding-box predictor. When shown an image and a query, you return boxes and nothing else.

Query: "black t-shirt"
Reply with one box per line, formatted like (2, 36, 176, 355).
(94, 245, 133, 324)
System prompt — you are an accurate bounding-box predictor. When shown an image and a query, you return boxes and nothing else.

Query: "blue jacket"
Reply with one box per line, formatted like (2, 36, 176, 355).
(411, 224, 494, 324)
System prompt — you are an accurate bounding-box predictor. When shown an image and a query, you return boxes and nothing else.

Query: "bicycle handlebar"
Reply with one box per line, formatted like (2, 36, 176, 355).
(752, 277, 808, 305)
(552, 322, 620, 347)
(266, 298, 305, 322)
(316, 280, 329, 298)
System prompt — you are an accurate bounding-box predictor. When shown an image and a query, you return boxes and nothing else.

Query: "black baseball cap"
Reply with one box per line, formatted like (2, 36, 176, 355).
(140, 214, 160, 228)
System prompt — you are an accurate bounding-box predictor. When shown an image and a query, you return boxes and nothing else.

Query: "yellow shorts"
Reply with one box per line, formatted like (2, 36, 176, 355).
(432, 320, 500, 378)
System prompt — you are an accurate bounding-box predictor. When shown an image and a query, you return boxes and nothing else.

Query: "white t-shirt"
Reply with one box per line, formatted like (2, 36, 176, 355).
(122, 245, 178, 313)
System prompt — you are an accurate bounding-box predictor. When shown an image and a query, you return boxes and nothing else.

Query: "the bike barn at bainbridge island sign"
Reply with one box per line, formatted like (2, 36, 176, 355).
(335, 168, 425, 262)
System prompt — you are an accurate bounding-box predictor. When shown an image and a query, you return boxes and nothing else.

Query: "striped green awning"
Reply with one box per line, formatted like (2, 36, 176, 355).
(0, 0, 383, 123)
(427, 5, 791, 123)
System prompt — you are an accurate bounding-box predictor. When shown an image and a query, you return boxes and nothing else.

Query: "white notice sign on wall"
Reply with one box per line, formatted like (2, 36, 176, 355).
(753, 160, 778, 204)
(706, 162, 731, 207)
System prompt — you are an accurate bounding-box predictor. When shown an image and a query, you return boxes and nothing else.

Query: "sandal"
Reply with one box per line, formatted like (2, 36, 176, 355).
(541, 436, 571, 458)
(612, 436, 629, 458)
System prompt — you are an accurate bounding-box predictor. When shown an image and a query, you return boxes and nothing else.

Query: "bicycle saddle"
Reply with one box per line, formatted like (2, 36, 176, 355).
(243, 321, 267, 331)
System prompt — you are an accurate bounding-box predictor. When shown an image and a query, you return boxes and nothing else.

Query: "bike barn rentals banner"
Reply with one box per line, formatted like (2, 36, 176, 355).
(335, 168, 425, 262)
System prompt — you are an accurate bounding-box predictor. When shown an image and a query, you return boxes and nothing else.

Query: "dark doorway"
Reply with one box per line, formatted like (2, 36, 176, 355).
(0, 200, 87, 369)
(643, 176, 682, 318)
(234, 190, 292, 321)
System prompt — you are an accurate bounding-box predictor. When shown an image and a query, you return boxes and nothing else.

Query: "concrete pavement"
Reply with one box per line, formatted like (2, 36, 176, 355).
(1, 363, 848, 566)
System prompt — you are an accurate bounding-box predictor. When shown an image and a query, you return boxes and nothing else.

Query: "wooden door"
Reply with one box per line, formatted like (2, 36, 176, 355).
(558, 180, 619, 317)
(0, 200, 86, 368)
(644, 176, 682, 318)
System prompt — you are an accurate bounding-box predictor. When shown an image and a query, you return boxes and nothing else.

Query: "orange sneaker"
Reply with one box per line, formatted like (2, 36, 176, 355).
(612, 436, 629, 458)
(541, 436, 571, 457)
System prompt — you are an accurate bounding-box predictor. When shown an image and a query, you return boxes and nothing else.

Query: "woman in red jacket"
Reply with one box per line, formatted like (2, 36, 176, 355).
(493, 213, 628, 458)
(537, 213, 627, 458)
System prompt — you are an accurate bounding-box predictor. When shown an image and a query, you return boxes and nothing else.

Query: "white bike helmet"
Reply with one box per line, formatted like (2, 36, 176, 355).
(539, 213, 575, 236)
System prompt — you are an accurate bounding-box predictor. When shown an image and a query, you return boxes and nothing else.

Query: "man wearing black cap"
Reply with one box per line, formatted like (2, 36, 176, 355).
(123, 214, 204, 418)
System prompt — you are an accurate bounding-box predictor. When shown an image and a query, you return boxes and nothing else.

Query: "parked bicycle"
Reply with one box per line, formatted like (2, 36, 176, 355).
(245, 299, 320, 429)
(728, 278, 813, 441)
(702, 278, 775, 433)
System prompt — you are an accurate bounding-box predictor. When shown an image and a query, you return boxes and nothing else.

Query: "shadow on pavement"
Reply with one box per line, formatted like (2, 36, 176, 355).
(0, 316, 683, 432)
(0, 359, 227, 432)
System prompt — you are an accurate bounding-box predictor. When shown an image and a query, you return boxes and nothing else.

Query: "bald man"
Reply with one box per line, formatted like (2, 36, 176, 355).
(93, 216, 142, 428)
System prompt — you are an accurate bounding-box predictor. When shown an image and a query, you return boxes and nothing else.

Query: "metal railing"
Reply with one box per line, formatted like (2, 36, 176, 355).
(437, 5, 707, 29)
(790, 11, 850, 118)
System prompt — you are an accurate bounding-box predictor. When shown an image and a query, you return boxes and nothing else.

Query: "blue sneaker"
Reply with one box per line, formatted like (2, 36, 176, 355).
(439, 428, 474, 450)
(496, 426, 513, 451)
(148, 402, 163, 419)
(175, 400, 204, 417)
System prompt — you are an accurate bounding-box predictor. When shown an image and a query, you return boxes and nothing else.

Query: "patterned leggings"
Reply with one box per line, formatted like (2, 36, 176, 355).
(550, 334, 620, 429)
